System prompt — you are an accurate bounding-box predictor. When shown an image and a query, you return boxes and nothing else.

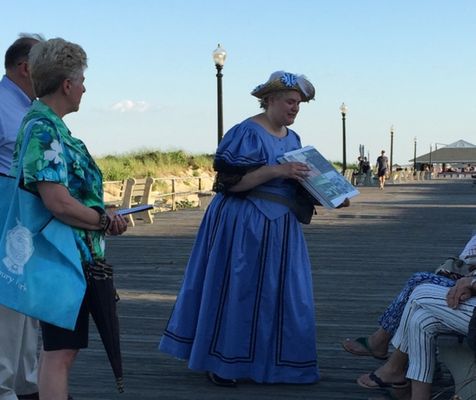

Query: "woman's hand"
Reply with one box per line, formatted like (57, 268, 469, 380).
(106, 213, 128, 236)
(337, 198, 351, 208)
(277, 162, 310, 182)
(446, 277, 474, 309)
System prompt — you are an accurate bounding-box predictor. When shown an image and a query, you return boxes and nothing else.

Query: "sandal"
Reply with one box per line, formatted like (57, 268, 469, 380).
(368, 385, 412, 400)
(357, 371, 409, 390)
(342, 336, 389, 360)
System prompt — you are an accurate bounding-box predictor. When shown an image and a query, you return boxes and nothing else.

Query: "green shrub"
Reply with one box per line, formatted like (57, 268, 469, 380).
(95, 150, 214, 181)
(176, 199, 195, 209)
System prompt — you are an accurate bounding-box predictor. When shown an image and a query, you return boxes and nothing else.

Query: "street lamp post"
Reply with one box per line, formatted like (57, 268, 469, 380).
(435, 143, 448, 172)
(390, 125, 394, 173)
(339, 103, 348, 173)
(413, 137, 417, 173)
(212, 44, 227, 145)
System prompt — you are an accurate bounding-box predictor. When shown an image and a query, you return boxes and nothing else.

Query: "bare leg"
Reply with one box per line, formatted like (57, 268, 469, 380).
(410, 380, 431, 400)
(368, 328, 392, 355)
(38, 348, 78, 400)
(357, 349, 408, 388)
(343, 327, 392, 358)
(374, 349, 408, 383)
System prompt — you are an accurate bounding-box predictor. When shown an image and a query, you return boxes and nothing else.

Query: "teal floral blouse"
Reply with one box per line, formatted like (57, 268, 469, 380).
(10, 100, 105, 262)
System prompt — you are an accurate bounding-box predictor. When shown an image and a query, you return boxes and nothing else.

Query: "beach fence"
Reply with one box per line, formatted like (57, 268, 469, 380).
(104, 175, 216, 214)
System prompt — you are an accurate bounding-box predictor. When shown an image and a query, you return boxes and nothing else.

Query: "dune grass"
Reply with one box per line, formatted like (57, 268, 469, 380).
(95, 150, 215, 181)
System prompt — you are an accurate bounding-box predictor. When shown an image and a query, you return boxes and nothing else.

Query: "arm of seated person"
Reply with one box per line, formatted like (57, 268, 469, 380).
(466, 257, 476, 272)
(446, 277, 475, 309)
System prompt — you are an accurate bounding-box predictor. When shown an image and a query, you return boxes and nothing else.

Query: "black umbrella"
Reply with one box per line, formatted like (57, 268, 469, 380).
(84, 258, 124, 392)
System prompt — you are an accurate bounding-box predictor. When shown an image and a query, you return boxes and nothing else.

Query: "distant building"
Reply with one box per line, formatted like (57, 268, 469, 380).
(410, 140, 476, 171)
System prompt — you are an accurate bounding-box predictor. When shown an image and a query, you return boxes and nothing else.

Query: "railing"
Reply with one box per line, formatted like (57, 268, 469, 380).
(103, 175, 215, 212)
(435, 172, 475, 179)
(153, 176, 215, 210)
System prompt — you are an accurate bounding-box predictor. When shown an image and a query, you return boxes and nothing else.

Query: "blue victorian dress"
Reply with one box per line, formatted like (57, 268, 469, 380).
(159, 118, 319, 383)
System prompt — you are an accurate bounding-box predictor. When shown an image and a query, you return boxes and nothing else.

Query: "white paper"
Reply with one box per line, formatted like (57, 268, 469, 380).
(278, 146, 359, 209)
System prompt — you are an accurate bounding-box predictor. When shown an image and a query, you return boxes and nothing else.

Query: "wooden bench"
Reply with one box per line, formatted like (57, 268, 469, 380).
(398, 170, 411, 181)
(389, 171, 401, 184)
(343, 169, 355, 184)
(415, 170, 425, 181)
(104, 179, 128, 208)
(197, 191, 215, 210)
(105, 177, 155, 227)
(438, 334, 476, 399)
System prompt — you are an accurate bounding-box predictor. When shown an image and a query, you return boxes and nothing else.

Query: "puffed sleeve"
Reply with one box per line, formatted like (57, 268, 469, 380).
(21, 119, 68, 192)
(213, 120, 267, 193)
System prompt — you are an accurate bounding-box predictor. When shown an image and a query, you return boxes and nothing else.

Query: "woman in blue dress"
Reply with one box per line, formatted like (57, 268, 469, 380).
(159, 71, 323, 385)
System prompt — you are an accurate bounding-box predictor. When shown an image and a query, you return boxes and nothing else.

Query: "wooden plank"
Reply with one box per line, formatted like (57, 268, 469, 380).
(68, 181, 476, 399)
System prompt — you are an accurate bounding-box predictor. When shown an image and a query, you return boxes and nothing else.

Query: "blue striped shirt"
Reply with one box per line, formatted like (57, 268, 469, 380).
(0, 75, 31, 174)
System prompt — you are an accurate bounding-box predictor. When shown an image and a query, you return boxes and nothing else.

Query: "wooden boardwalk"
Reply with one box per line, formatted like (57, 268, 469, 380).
(69, 180, 476, 400)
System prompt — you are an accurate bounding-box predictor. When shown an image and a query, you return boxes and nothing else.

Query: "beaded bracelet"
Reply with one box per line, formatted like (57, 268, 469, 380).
(98, 211, 111, 232)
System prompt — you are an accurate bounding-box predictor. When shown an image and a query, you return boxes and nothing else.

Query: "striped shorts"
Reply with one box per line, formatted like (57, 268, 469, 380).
(391, 283, 476, 383)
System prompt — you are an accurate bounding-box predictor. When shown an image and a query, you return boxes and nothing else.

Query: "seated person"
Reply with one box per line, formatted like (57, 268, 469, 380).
(342, 233, 476, 360)
(356, 279, 476, 400)
(361, 157, 371, 185)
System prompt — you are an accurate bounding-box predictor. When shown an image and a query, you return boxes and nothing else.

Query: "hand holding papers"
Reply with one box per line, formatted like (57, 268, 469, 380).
(278, 146, 359, 209)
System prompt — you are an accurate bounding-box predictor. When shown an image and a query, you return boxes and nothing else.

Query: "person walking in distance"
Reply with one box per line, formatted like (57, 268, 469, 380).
(376, 150, 389, 190)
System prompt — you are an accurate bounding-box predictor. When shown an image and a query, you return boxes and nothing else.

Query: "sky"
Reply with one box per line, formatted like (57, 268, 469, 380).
(1, 0, 475, 165)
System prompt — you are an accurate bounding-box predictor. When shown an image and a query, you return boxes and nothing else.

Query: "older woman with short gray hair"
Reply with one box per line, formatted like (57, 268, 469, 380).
(29, 38, 87, 99)
(11, 37, 128, 400)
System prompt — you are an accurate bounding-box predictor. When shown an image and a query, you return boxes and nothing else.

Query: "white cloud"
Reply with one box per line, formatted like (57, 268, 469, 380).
(109, 100, 152, 113)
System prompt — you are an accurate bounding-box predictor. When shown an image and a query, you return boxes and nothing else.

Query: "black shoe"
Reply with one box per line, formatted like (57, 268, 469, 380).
(18, 394, 39, 400)
(206, 371, 237, 387)
(17, 393, 72, 400)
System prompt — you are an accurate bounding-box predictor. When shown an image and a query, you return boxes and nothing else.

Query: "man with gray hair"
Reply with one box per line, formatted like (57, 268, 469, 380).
(0, 33, 44, 400)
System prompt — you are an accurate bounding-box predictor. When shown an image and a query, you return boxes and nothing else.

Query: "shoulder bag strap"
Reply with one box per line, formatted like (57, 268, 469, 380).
(14, 117, 42, 187)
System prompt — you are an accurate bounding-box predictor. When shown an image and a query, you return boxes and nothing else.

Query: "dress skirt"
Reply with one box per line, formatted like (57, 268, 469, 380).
(159, 193, 319, 383)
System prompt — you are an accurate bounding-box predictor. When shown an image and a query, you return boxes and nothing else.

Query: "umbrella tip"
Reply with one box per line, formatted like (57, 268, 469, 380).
(116, 377, 124, 393)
